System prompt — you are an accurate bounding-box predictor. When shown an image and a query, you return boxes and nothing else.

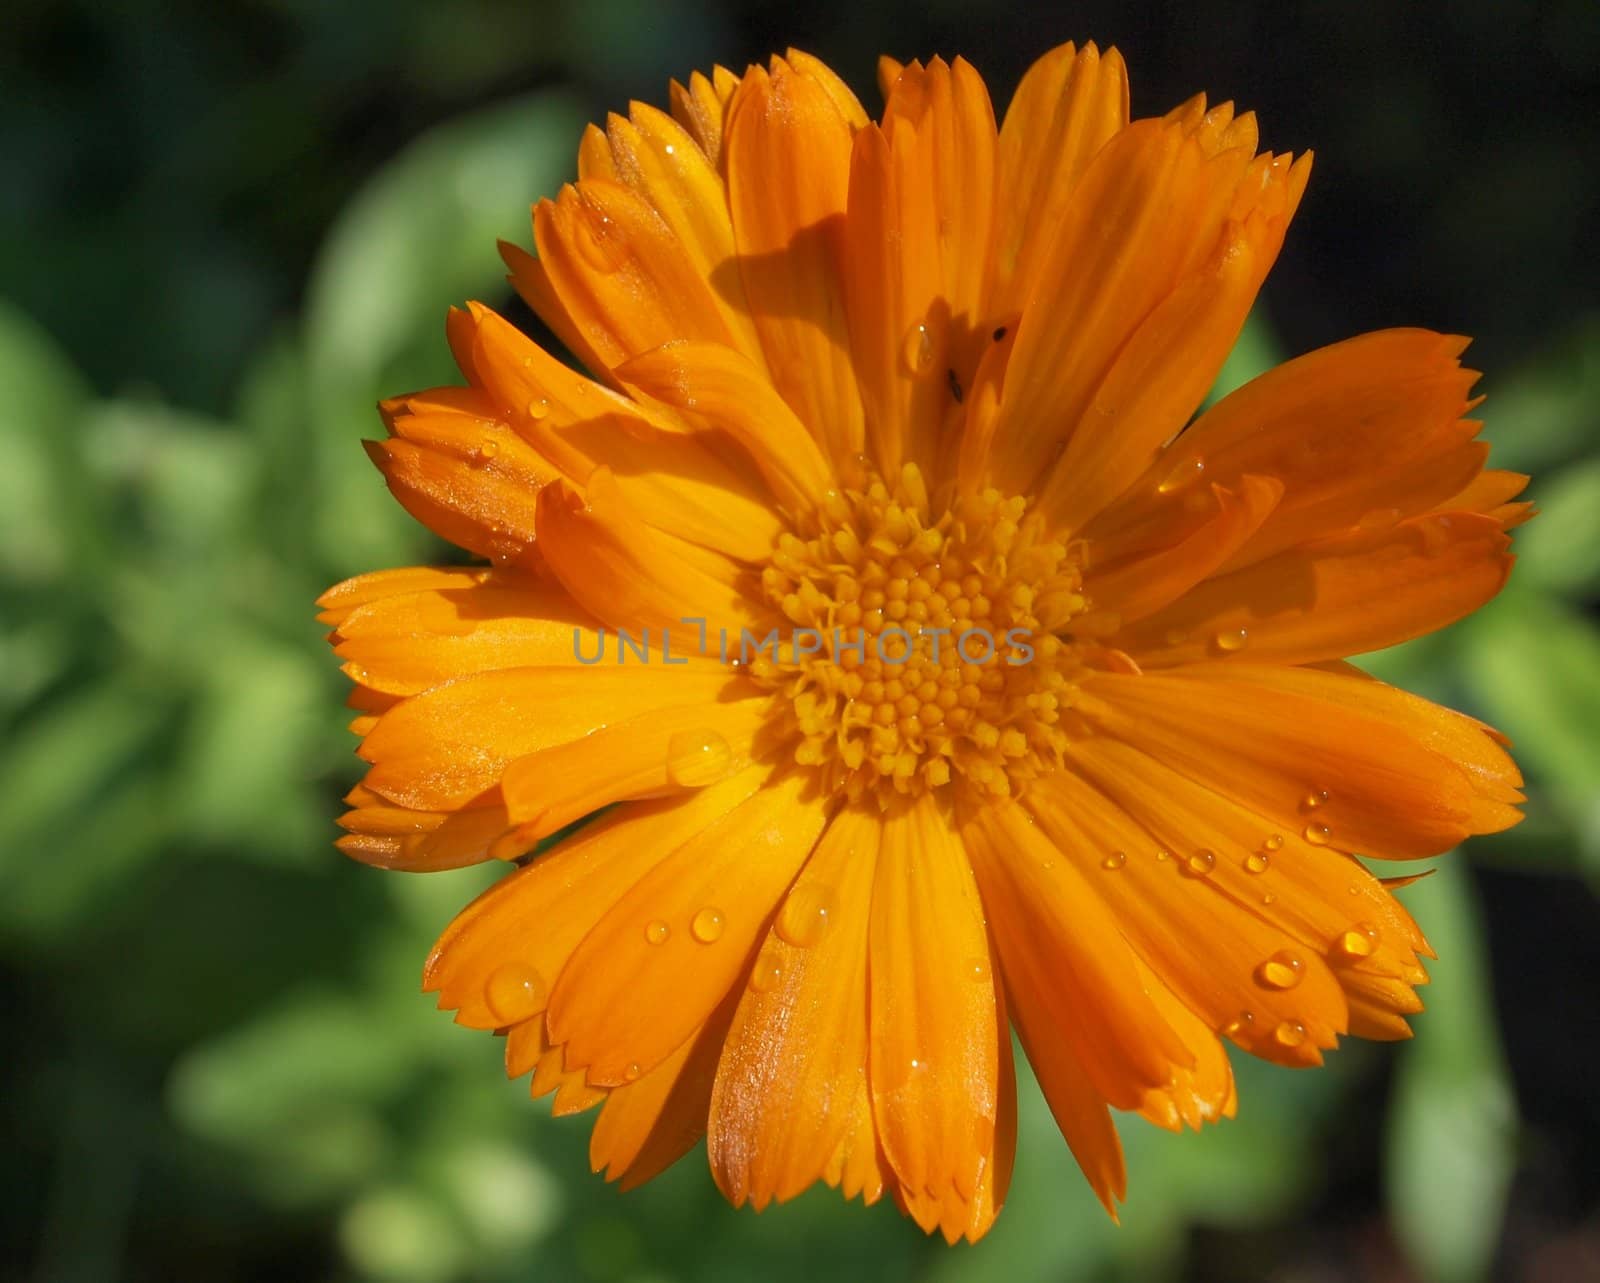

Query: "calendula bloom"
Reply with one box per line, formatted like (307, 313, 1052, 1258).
(319, 42, 1530, 1241)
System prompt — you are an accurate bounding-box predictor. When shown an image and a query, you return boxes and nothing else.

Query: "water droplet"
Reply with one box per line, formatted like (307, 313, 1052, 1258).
(967, 957, 989, 982)
(1156, 848, 1171, 862)
(666, 729, 732, 786)
(691, 907, 726, 943)
(525, 397, 550, 420)
(1261, 892, 1276, 905)
(1300, 789, 1330, 812)
(477, 437, 499, 460)
(1183, 848, 1217, 878)
(776, 884, 835, 948)
(624, 1062, 641, 1081)
(901, 315, 945, 375)
(748, 944, 783, 993)
(1158, 455, 1206, 494)
(644, 920, 670, 945)
(1303, 823, 1332, 846)
(1417, 515, 1453, 556)
(1263, 834, 1285, 851)
(1273, 1020, 1307, 1048)
(1245, 851, 1271, 874)
(1212, 627, 1249, 653)
(1222, 1011, 1255, 1039)
(483, 962, 546, 1024)
(1101, 850, 1128, 871)
(574, 210, 629, 273)
(1332, 922, 1379, 962)
(1254, 950, 1304, 990)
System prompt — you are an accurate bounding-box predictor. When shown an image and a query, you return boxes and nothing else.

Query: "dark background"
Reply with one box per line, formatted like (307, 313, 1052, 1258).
(2, 2, 1597, 1280)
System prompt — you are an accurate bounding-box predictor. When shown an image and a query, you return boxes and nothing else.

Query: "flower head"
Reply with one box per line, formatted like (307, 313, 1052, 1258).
(320, 42, 1529, 1241)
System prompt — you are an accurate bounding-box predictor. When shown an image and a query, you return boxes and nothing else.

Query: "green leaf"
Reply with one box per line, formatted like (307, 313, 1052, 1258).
(1459, 589, 1600, 827)
(0, 301, 93, 585)
(302, 91, 586, 571)
(1477, 315, 1600, 473)
(1513, 456, 1600, 597)
(1384, 862, 1516, 1283)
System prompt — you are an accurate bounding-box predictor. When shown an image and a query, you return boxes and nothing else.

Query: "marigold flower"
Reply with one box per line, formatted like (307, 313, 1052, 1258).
(319, 42, 1530, 1241)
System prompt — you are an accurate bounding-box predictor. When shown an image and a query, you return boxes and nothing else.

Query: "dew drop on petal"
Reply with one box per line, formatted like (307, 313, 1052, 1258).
(748, 944, 783, 993)
(1245, 851, 1271, 874)
(1263, 833, 1285, 851)
(1332, 922, 1379, 962)
(624, 1062, 641, 1081)
(1273, 1019, 1308, 1048)
(1156, 848, 1171, 862)
(1300, 789, 1330, 812)
(666, 730, 732, 787)
(526, 397, 550, 421)
(1222, 1010, 1255, 1039)
(1212, 627, 1249, 653)
(776, 884, 835, 948)
(483, 962, 546, 1024)
(1183, 848, 1217, 878)
(1101, 850, 1128, 871)
(478, 438, 499, 460)
(644, 920, 670, 945)
(901, 316, 944, 375)
(691, 907, 726, 943)
(1254, 950, 1305, 990)
(1303, 823, 1332, 846)
(1158, 455, 1206, 494)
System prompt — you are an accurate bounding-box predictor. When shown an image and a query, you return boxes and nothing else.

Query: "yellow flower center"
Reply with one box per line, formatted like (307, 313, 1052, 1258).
(750, 463, 1088, 806)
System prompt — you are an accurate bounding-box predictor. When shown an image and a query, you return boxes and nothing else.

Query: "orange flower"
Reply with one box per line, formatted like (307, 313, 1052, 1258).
(319, 43, 1531, 1241)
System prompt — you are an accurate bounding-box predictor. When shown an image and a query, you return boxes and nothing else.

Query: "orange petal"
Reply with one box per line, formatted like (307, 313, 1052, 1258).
(1078, 664, 1487, 857)
(963, 800, 1192, 1109)
(1133, 955, 1238, 1133)
(842, 57, 998, 476)
(330, 569, 606, 696)
(317, 565, 488, 626)
(989, 41, 1129, 321)
(1025, 767, 1348, 1067)
(602, 102, 768, 367)
(497, 696, 770, 843)
(534, 470, 763, 644)
(506, 1018, 606, 1116)
(1032, 199, 1300, 534)
(533, 180, 742, 372)
(668, 65, 741, 165)
(974, 109, 1302, 499)
(546, 770, 828, 1086)
(868, 794, 1007, 1239)
(725, 59, 865, 465)
(1064, 732, 1432, 1034)
(1110, 511, 1513, 668)
(358, 662, 735, 811)
(337, 793, 518, 871)
(617, 340, 836, 511)
(466, 304, 781, 561)
(1088, 329, 1489, 566)
(589, 994, 739, 1189)
(424, 769, 768, 1030)
(1083, 475, 1283, 625)
(708, 806, 880, 1209)
(363, 427, 544, 567)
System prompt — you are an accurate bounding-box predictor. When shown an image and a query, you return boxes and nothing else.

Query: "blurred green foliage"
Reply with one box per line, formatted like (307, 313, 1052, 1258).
(3, 3, 1598, 1281)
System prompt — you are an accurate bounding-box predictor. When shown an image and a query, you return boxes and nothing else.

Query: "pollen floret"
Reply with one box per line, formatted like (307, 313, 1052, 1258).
(751, 463, 1088, 804)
